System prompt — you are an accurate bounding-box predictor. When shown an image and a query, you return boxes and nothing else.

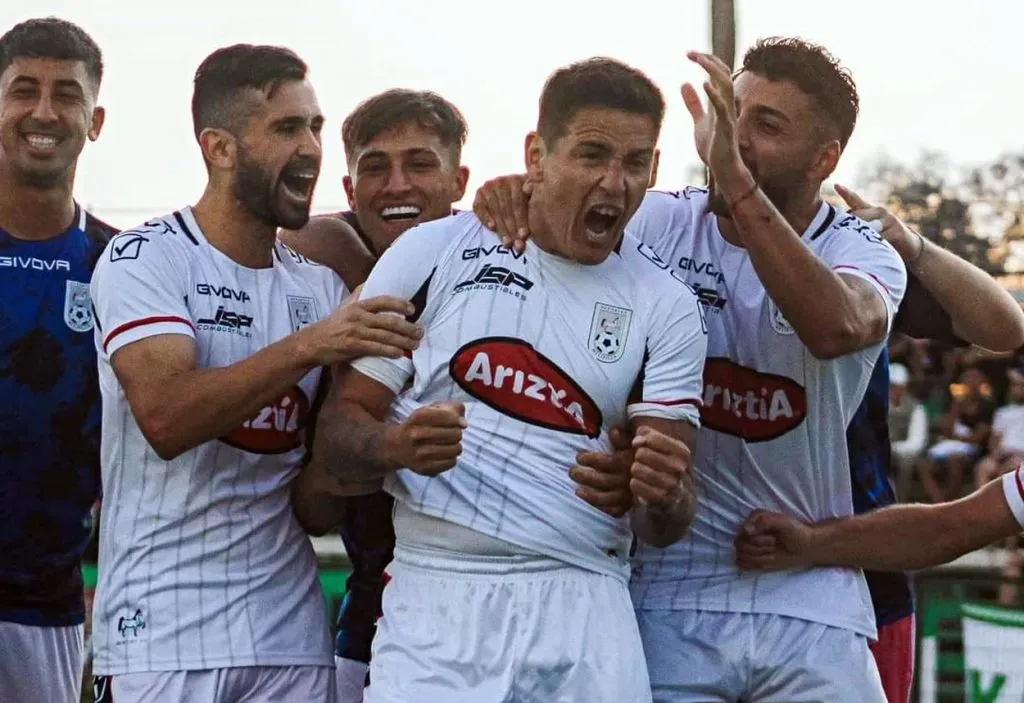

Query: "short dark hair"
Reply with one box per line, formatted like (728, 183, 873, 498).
(739, 37, 859, 149)
(537, 57, 665, 147)
(0, 17, 103, 92)
(342, 89, 468, 165)
(191, 44, 308, 140)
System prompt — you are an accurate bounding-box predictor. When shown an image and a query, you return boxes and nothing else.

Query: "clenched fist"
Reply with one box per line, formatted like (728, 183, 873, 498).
(393, 402, 467, 476)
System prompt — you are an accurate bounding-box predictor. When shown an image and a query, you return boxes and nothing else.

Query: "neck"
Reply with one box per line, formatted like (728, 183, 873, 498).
(716, 186, 823, 247)
(0, 164, 77, 241)
(191, 184, 277, 269)
(525, 200, 567, 259)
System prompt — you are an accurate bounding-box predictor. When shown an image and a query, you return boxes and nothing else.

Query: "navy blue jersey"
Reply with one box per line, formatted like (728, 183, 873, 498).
(0, 207, 115, 626)
(848, 272, 964, 627)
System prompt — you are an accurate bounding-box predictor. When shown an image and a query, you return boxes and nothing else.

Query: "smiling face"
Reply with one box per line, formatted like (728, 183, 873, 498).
(229, 79, 324, 230)
(0, 56, 103, 188)
(526, 107, 659, 265)
(344, 120, 468, 254)
(708, 71, 839, 216)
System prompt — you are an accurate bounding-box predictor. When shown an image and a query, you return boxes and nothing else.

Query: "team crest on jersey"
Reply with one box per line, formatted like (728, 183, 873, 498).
(287, 295, 318, 332)
(589, 303, 631, 363)
(768, 299, 795, 335)
(64, 280, 94, 332)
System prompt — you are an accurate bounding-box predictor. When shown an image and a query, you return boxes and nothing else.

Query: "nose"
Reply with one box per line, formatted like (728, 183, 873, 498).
(598, 160, 626, 198)
(382, 164, 413, 194)
(30, 94, 59, 123)
(296, 126, 322, 161)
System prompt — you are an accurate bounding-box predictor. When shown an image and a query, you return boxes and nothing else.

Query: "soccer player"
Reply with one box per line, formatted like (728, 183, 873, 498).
(0, 18, 115, 703)
(88, 44, 422, 703)
(477, 40, 909, 701)
(294, 57, 708, 702)
(285, 89, 471, 703)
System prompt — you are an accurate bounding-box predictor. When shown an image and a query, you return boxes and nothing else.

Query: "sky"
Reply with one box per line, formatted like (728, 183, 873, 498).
(2, 0, 1019, 228)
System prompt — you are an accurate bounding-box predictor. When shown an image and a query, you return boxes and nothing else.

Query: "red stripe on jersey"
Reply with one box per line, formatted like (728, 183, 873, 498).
(833, 265, 892, 294)
(641, 398, 702, 407)
(103, 316, 195, 352)
(1015, 467, 1024, 503)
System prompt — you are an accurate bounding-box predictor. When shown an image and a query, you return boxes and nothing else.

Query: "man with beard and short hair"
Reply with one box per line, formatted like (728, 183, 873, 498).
(0, 17, 116, 703)
(284, 88, 470, 703)
(87, 44, 423, 703)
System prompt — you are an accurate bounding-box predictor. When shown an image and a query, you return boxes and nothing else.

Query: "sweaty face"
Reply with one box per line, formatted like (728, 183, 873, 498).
(708, 71, 827, 217)
(345, 122, 467, 254)
(0, 58, 101, 188)
(233, 80, 323, 230)
(528, 108, 658, 265)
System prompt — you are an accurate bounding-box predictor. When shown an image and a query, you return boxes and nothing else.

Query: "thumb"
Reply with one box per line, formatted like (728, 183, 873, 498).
(342, 284, 364, 306)
(743, 510, 786, 536)
(834, 183, 870, 212)
(437, 401, 465, 418)
(681, 83, 705, 123)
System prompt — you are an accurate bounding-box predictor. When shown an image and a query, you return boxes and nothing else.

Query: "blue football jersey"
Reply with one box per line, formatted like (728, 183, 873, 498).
(0, 206, 115, 626)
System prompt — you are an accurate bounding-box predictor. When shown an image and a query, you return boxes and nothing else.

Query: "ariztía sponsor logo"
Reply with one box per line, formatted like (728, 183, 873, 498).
(449, 337, 602, 438)
(220, 386, 310, 454)
(701, 358, 806, 441)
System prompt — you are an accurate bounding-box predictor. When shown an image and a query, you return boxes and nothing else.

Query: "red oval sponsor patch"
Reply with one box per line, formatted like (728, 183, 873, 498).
(220, 386, 310, 454)
(700, 357, 806, 442)
(448, 337, 603, 438)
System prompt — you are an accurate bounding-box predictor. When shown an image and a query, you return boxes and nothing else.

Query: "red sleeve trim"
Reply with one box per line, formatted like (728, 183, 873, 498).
(103, 315, 195, 352)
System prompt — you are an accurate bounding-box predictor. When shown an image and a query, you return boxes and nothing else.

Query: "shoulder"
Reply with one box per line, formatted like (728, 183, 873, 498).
(388, 211, 490, 259)
(618, 233, 701, 305)
(278, 215, 374, 289)
(101, 211, 196, 269)
(813, 206, 900, 258)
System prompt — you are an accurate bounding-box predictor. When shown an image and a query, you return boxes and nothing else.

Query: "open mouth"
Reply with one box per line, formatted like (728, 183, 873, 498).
(379, 205, 422, 223)
(280, 170, 317, 201)
(583, 204, 623, 242)
(21, 133, 63, 152)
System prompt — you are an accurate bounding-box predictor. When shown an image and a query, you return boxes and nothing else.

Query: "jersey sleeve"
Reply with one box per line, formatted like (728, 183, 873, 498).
(91, 230, 195, 358)
(1001, 464, 1024, 529)
(626, 281, 708, 427)
(820, 214, 908, 334)
(349, 220, 450, 393)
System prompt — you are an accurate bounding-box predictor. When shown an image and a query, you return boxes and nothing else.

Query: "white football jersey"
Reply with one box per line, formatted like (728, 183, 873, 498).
(626, 188, 907, 639)
(90, 208, 344, 674)
(1003, 465, 1024, 528)
(351, 212, 707, 580)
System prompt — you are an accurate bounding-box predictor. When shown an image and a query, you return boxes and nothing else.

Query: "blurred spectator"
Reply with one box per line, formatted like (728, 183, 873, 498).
(916, 367, 994, 502)
(974, 367, 1024, 489)
(888, 363, 927, 498)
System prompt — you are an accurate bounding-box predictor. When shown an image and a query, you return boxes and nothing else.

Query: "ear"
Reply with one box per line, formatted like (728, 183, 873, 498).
(87, 106, 105, 141)
(453, 165, 470, 201)
(343, 175, 356, 210)
(648, 148, 661, 189)
(199, 127, 237, 171)
(524, 131, 545, 183)
(812, 139, 842, 182)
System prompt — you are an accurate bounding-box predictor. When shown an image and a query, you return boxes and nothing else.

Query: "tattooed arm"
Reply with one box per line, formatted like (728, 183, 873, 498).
(291, 365, 465, 535)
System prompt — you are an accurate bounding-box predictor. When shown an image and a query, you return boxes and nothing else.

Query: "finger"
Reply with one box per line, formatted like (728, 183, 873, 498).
(473, 181, 500, 230)
(834, 183, 870, 211)
(634, 447, 687, 480)
(495, 181, 522, 244)
(434, 401, 466, 418)
(633, 428, 690, 462)
(362, 314, 424, 340)
(414, 443, 464, 462)
(411, 404, 468, 428)
(342, 340, 408, 360)
(341, 284, 364, 306)
(630, 464, 680, 502)
(845, 206, 887, 223)
(570, 465, 630, 491)
(358, 328, 421, 352)
(681, 83, 705, 123)
(687, 51, 733, 87)
(608, 425, 632, 451)
(412, 458, 460, 476)
(506, 177, 531, 242)
(358, 296, 416, 317)
(575, 450, 630, 474)
(574, 487, 631, 517)
(703, 82, 733, 129)
(408, 426, 464, 446)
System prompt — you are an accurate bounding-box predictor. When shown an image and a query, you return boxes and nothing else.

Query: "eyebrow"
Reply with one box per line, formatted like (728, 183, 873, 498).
(747, 104, 791, 123)
(8, 75, 86, 92)
(357, 147, 441, 164)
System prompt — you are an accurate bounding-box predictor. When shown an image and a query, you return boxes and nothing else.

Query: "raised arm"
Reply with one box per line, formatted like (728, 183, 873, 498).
(279, 215, 376, 290)
(835, 184, 1024, 352)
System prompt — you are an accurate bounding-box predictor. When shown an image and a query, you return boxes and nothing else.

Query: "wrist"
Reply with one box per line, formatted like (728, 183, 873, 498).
(894, 229, 926, 267)
(290, 324, 323, 368)
(714, 158, 756, 200)
(378, 424, 408, 472)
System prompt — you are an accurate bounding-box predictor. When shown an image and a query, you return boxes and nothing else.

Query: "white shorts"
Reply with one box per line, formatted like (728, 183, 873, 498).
(0, 621, 83, 703)
(636, 610, 886, 703)
(94, 665, 335, 703)
(364, 544, 651, 703)
(335, 656, 369, 703)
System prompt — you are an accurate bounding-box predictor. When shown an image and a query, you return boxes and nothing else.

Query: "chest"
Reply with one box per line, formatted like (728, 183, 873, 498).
(419, 249, 648, 436)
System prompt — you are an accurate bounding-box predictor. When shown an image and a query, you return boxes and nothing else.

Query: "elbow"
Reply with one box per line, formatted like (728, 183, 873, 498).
(805, 323, 859, 360)
(137, 412, 187, 461)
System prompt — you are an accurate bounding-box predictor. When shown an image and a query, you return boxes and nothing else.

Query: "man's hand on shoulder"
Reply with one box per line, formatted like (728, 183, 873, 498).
(280, 215, 375, 289)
